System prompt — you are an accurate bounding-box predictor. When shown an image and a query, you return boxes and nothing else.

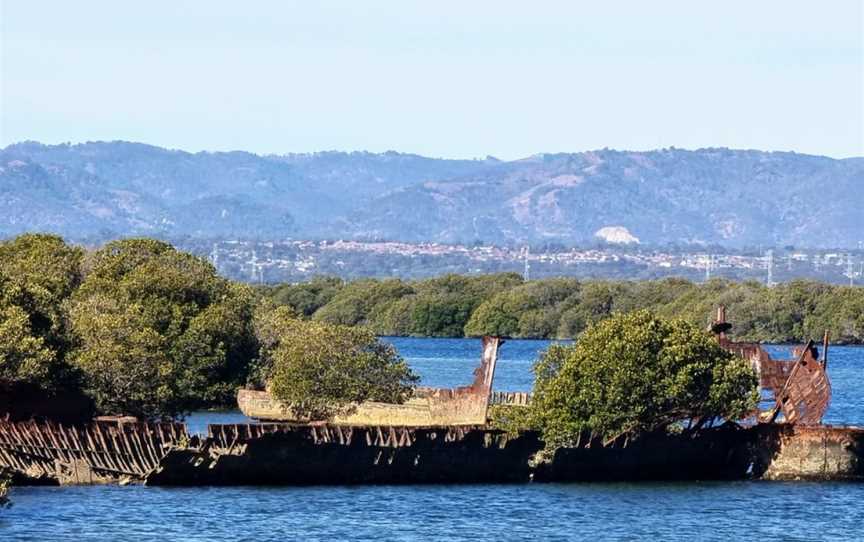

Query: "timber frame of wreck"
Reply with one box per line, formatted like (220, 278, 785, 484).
(0, 307, 860, 486)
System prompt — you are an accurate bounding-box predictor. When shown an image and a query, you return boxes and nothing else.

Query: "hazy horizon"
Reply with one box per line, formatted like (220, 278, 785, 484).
(4, 138, 862, 162)
(2, 1, 862, 160)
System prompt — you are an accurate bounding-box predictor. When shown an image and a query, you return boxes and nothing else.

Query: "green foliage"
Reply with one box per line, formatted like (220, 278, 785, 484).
(809, 286, 864, 343)
(261, 272, 524, 337)
(530, 310, 759, 447)
(261, 273, 864, 344)
(262, 317, 419, 420)
(67, 239, 257, 419)
(613, 278, 697, 313)
(405, 294, 471, 337)
(465, 278, 579, 337)
(487, 404, 537, 436)
(0, 304, 56, 385)
(390, 273, 521, 336)
(0, 234, 83, 314)
(249, 304, 299, 387)
(313, 278, 414, 327)
(556, 281, 629, 337)
(0, 234, 83, 388)
(264, 276, 344, 317)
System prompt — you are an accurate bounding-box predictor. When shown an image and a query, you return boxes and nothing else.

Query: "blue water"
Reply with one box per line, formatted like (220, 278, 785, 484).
(4, 482, 864, 541)
(3, 338, 864, 540)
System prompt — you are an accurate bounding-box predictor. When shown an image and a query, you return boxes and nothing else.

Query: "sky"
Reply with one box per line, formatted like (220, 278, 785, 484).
(1, 1, 862, 160)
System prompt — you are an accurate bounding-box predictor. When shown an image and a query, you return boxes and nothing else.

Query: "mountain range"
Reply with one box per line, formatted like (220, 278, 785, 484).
(1, 141, 862, 248)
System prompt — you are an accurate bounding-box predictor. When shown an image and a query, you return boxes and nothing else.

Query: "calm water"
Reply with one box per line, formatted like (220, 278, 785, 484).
(3, 338, 864, 540)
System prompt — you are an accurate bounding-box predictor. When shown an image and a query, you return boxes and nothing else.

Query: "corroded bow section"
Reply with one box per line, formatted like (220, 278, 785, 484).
(470, 336, 503, 396)
(712, 306, 831, 425)
(767, 339, 831, 425)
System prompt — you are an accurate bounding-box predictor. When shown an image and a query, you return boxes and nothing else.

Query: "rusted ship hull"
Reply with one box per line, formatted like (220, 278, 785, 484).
(145, 423, 751, 486)
(239, 336, 504, 426)
(713, 306, 831, 425)
(147, 424, 538, 486)
(0, 311, 854, 486)
(2, 419, 863, 485)
(756, 424, 864, 481)
(144, 423, 864, 485)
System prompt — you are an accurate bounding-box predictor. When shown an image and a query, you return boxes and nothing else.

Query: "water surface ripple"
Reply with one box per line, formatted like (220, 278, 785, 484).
(5, 482, 864, 541)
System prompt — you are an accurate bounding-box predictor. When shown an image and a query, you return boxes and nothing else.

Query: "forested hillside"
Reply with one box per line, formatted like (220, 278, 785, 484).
(2, 142, 861, 248)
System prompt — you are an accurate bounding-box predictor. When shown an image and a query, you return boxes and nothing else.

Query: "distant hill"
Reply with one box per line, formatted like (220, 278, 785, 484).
(1, 141, 861, 248)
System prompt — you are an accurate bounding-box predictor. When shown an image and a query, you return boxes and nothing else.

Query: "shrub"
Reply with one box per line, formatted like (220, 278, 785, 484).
(531, 310, 758, 447)
(263, 316, 418, 420)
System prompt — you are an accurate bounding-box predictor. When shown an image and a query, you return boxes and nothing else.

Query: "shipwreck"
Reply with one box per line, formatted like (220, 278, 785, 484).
(238, 336, 511, 426)
(711, 305, 832, 425)
(239, 306, 833, 430)
(0, 309, 861, 486)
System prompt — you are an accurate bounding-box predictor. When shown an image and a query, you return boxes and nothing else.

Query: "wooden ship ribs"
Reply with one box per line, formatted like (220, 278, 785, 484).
(0, 419, 187, 484)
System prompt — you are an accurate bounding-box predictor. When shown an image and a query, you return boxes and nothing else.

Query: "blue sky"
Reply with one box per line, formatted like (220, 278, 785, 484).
(1, 1, 862, 159)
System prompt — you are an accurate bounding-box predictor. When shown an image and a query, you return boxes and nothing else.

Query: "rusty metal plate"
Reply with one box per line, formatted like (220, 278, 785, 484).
(770, 341, 831, 425)
(712, 306, 831, 425)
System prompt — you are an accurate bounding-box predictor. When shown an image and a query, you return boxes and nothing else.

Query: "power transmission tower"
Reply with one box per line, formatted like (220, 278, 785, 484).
(766, 250, 774, 286)
(523, 246, 531, 281)
(210, 243, 220, 271)
(250, 249, 260, 284)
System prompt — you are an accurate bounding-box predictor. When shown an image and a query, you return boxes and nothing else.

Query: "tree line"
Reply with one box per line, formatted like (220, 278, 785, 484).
(265, 273, 864, 344)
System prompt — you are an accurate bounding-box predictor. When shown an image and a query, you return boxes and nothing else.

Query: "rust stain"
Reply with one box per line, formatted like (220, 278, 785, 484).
(713, 306, 831, 425)
(767, 340, 831, 425)
(238, 336, 504, 426)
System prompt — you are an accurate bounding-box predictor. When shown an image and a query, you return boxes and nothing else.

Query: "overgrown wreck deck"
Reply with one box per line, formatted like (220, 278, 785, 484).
(1, 316, 860, 486)
(2, 419, 862, 485)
